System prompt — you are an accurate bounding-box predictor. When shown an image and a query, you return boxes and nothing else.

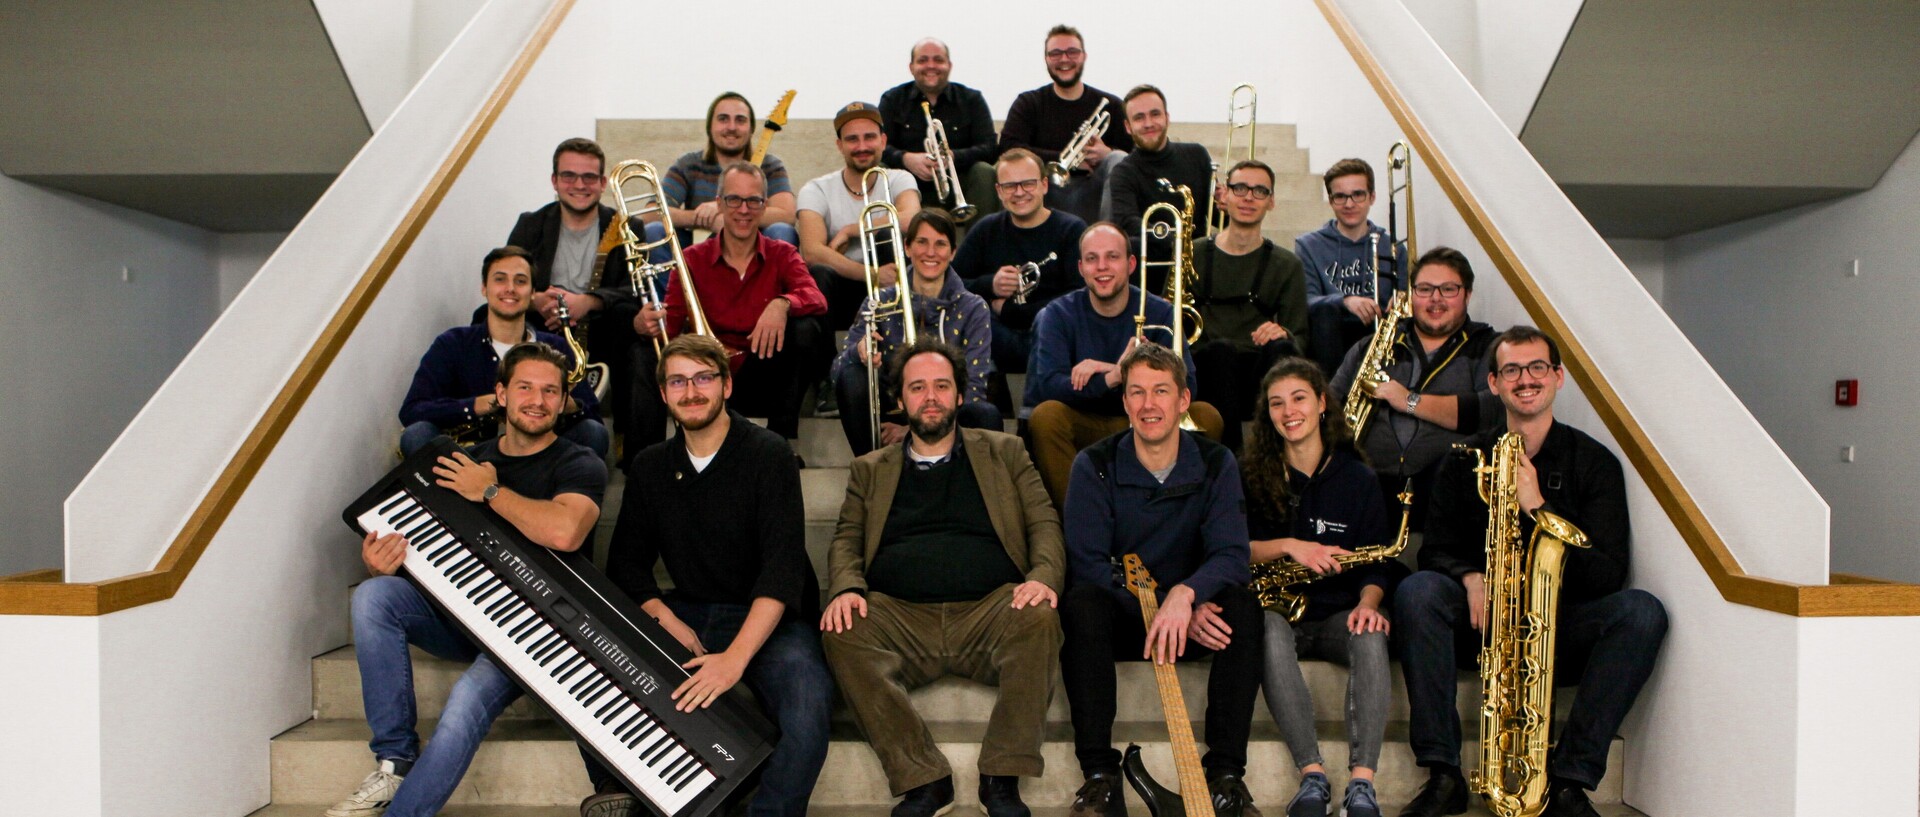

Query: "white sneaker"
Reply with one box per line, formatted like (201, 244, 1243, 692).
(325, 759, 405, 817)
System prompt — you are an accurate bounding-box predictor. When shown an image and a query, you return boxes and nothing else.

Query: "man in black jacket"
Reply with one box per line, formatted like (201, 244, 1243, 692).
(578, 334, 834, 817)
(880, 38, 999, 221)
(1102, 84, 1213, 288)
(1394, 326, 1667, 817)
(998, 24, 1131, 225)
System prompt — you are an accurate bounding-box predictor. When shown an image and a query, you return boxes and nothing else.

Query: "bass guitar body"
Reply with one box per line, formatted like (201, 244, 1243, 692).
(1123, 743, 1200, 817)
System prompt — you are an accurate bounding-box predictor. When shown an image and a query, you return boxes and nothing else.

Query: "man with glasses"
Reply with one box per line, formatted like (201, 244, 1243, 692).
(631, 163, 829, 452)
(645, 92, 800, 261)
(1395, 326, 1666, 817)
(1329, 247, 1498, 524)
(951, 148, 1087, 400)
(1295, 158, 1405, 376)
(999, 24, 1132, 226)
(1186, 160, 1308, 451)
(580, 333, 834, 817)
(1103, 84, 1213, 281)
(880, 38, 1000, 221)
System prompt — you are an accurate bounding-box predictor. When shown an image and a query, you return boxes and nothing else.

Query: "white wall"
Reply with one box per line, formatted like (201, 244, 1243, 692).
(0, 174, 220, 576)
(1471, 0, 1584, 132)
(1606, 237, 1665, 303)
(216, 232, 289, 309)
(314, 0, 487, 129)
(1665, 130, 1920, 583)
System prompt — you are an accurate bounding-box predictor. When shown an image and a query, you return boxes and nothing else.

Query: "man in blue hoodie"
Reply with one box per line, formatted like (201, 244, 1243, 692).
(1294, 158, 1405, 376)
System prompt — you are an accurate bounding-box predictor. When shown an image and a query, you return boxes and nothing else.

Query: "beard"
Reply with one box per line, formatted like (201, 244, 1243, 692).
(1051, 66, 1082, 89)
(504, 403, 558, 438)
(908, 401, 957, 442)
(672, 394, 725, 431)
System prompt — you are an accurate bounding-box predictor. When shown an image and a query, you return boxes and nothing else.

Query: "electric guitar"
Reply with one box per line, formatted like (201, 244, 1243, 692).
(1117, 554, 1217, 817)
(750, 90, 797, 167)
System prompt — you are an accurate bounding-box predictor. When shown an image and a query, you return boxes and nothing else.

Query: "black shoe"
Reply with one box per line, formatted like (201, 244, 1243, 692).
(1539, 780, 1600, 817)
(979, 774, 1032, 817)
(815, 383, 840, 418)
(1069, 771, 1128, 817)
(1397, 769, 1467, 817)
(892, 776, 955, 817)
(1207, 771, 1262, 817)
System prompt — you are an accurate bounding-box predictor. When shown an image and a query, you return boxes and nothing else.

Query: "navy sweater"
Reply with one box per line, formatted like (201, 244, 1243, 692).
(1026, 287, 1199, 415)
(1246, 446, 1406, 623)
(399, 324, 599, 428)
(1293, 220, 1405, 319)
(1064, 430, 1250, 605)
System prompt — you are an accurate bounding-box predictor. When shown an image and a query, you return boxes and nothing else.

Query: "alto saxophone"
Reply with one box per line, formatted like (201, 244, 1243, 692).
(1342, 234, 1413, 442)
(1251, 485, 1413, 622)
(1461, 434, 1591, 817)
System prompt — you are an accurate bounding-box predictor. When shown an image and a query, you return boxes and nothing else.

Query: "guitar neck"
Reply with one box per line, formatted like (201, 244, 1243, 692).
(749, 128, 776, 166)
(1132, 591, 1218, 817)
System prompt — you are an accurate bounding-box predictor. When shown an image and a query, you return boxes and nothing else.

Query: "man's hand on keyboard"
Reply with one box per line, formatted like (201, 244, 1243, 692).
(433, 451, 501, 502)
(361, 531, 406, 577)
(674, 648, 749, 712)
(656, 611, 706, 658)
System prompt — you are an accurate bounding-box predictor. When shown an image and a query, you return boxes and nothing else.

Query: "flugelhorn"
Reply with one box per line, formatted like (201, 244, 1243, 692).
(1206, 83, 1258, 236)
(922, 102, 975, 221)
(858, 168, 916, 451)
(1135, 182, 1201, 432)
(608, 160, 725, 362)
(1011, 252, 1057, 305)
(1045, 97, 1110, 187)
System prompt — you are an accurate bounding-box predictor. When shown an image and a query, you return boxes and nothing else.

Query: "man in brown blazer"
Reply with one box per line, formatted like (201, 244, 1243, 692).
(820, 336, 1065, 817)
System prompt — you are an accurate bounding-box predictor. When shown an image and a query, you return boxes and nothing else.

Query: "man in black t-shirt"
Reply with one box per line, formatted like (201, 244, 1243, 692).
(1102, 84, 1214, 278)
(951, 148, 1087, 381)
(332, 343, 606, 817)
(998, 24, 1131, 226)
(820, 337, 1065, 817)
(581, 334, 833, 817)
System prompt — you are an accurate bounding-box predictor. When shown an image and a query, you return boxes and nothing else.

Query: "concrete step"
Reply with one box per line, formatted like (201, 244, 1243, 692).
(268, 717, 1624, 807)
(314, 645, 1489, 729)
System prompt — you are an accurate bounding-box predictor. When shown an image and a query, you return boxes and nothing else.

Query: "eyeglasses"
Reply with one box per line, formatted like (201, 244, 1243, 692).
(1226, 182, 1273, 200)
(1328, 191, 1370, 205)
(1495, 361, 1557, 381)
(1045, 47, 1084, 60)
(554, 171, 603, 185)
(995, 178, 1042, 193)
(720, 194, 767, 210)
(1412, 283, 1464, 298)
(663, 371, 723, 391)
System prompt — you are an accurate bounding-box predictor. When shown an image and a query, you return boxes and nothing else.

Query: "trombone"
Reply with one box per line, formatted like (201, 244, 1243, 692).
(1135, 181, 1201, 431)
(1387, 141, 1417, 272)
(1206, 83, 1258, 236)
(609, 160, 721, 360)
(858, 167, 917, 451)
(1045, 97, 1110, 187)
(922, 102, 976, 221)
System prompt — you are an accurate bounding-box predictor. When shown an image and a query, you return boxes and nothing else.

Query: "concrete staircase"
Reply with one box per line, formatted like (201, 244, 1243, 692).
(594, 119, 1330, 247)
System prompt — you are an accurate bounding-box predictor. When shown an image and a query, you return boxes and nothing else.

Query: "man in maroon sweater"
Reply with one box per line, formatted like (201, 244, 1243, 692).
(632, 162, 830, 447)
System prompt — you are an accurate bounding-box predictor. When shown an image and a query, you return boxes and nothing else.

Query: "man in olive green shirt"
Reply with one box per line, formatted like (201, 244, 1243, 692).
(1189, 159, 1308, 450)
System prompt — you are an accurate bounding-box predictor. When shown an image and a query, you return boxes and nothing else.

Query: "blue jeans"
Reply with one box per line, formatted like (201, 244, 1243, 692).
(400, 418, 610, 460)
(351, 576, 524, 817)
(1395, 570, 1668, 788)
(643, 220, 799, 267)
(581, 598, 835, 817)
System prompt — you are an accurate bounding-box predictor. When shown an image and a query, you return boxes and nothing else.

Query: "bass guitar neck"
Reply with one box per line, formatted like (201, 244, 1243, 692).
(1117, 555, 1216, 817)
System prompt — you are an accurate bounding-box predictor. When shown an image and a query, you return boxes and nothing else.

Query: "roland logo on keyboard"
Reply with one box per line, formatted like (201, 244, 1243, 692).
(410, 472, 430, 488)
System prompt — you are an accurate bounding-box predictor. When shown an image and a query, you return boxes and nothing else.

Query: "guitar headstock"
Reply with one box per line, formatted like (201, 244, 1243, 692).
(1119, 554, 1157, 596)
(765, 90, 797, 130)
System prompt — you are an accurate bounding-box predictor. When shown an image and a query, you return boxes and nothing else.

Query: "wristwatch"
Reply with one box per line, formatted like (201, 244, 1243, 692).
(482, 483, 501, 504)
(1404, 392, 1423, 413)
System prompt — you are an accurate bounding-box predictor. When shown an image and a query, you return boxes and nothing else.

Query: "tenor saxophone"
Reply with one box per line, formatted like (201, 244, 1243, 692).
(1250, 485, 1413, 622)
(1341, 236, 1413, 442)
(1462, 434, 1591, 817)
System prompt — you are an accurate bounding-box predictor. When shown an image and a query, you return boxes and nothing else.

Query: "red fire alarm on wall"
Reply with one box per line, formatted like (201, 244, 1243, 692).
(1836, 379, 1859, 406)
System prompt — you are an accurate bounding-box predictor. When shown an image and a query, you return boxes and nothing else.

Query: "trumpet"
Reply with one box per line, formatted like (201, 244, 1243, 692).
(1011, 252, 1057, 305)
(1387, 141, 1417, 269)
(1045, 97, 1110, 187)
(608, 160, 727, 363)
(922, 102, 976, 221)
(1135, 181, 1201, 432)
(1206, 83, 1258, 236)
(1251, 485, 1413, 622)
(859, 168, 916, 451)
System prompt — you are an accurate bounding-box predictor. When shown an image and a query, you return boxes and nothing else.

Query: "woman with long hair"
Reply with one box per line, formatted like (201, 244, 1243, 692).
(1201, 356, 1403, 817)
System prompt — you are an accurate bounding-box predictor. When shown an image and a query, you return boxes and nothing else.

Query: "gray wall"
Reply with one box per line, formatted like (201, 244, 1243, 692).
(0, 174, 224, 575)
(1663, 131, 1920, 581)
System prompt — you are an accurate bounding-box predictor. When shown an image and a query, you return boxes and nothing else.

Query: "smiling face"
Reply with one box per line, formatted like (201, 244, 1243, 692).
(1489, 338, 1563, 422)
(708, 97, 752, 159)
(497, 359, 565, 438)
(996, 154, 1047, 219)
(550, 150, 605, 216)
(907, 220, 953, 284)
(1410, 262, 1470, 339)
(659, 353, 731, 431)
(909, 39, 951, 95)
(1266, 375, 1325, 447)
(900, 351, 960, 442)
(718, 168, 766, 242)
(1225, 165, 1276, 227)
(1044, 33, 1084, 88)
(837, 118, 886, 173)
(1327, 172, 1372, 231)
(482, 255, 534, 322)
(1123, 91, 1169, 152)
(1123, 361, 1191, 448)
(1078, 225, 1134, 307)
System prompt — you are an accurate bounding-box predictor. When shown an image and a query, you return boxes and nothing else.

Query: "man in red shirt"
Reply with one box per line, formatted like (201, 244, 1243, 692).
(632, 162, 830, 448)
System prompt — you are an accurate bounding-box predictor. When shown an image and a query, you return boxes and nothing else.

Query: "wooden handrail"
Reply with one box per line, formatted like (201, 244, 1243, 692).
(0, 0, 577, 617)
(1315, 0, 1920, 617)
